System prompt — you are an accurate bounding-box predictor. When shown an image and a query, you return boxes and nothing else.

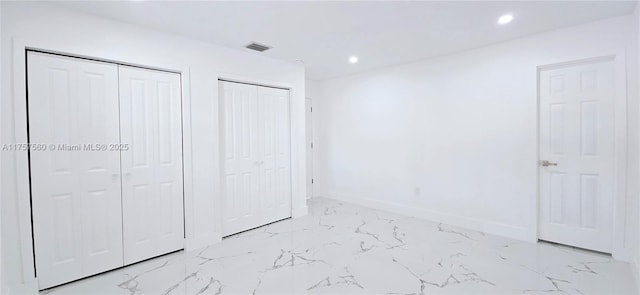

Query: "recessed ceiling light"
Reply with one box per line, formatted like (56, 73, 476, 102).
(498, 14, 513, 25)
(349, 56, 358, 64)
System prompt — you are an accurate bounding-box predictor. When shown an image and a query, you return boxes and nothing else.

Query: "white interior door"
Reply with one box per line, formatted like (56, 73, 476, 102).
(119, 66, 184, 265)
(539, 59, 615, 253)
(220, 81, 260, 236)
(258, 86, 292, 225)
(28, 52, 123, 289)
(305, 97, 313, 199)
(220, 81, 291, 236)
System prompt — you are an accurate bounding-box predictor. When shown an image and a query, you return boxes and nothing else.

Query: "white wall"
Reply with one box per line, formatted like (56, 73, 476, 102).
(316, 15, 638, 249)
(1, 2, 306, 293)
(306, 79, 321, 98)
(634, 2, 640, 288)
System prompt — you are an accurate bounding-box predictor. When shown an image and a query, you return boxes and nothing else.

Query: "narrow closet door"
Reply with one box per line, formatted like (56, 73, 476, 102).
(257, 86, 292, 225)
(119, 66, 184, 265)
(220, 81, 261, 236)
(28, 52, 123, 289)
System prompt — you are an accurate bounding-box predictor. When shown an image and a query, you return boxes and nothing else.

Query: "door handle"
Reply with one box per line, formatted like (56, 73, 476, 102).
(541, 160, 558, 167)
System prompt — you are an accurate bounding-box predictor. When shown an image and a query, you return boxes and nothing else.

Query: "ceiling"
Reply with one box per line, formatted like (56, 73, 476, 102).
(54, 1, 637, 80)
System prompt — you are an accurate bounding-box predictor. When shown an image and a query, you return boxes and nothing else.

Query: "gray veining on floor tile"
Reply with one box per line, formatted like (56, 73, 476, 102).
(42, 197, 637, 295)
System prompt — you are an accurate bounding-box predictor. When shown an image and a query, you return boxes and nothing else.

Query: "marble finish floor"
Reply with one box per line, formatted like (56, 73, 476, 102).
(44, 197, 637, 294)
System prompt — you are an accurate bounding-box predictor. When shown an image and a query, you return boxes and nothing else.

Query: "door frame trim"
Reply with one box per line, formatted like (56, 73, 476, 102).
(9, 38, 194, 287)
(535, 48, 629, 260)
(305, 96, 313, 200)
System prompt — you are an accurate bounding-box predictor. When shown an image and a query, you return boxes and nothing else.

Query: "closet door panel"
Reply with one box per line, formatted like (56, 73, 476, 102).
(76, 61, 125, 277)
(220, 81, 260, 236)
(28, 52, 123, 289)
(270, 87, 292, 220)
(257, 87, 291, 224)
(152, 71, 184, 248)
(119, 66, 184, 265)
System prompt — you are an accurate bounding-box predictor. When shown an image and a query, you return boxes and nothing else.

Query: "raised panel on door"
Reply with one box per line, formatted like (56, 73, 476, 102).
(257, 86, 292, 226)
(119, 66, 184, 265)
(28, 52, 123, 289)
(76, 61, 125, 277)
(258, 87, 277, 217)
(220, 81, 260, 236)
(538, 59, 615, 253)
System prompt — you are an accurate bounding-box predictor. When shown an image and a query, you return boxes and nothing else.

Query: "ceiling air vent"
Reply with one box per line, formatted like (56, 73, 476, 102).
(245, 42, 271, 52)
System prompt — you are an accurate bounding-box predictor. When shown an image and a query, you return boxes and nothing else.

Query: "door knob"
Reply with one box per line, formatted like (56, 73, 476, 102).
(541, 160, 558, 167)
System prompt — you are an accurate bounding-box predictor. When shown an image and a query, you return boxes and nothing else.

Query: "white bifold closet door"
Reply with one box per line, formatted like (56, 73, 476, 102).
(29, 52, 184, 289)
(28, 52, 124, 289)
(220, 81, 292, 236)
(119, 66, 184, 265)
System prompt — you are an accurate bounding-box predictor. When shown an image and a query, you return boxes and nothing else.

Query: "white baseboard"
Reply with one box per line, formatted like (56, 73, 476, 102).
(7, 279, 38, 295)
(292, 206, 309, 218)
(631, 256, 640, 292)
(327, 192, 534, 242)
(184, 231, 222, 252)
(612, 246, 633, 262)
